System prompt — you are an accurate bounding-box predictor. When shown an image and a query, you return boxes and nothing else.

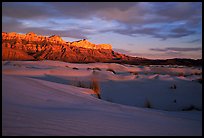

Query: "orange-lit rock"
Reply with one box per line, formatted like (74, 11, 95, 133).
(48, 35, 64, 44)
(2, 32, 130, 62)
(70, 39, 112, 49)
(2, 47, 35, 61)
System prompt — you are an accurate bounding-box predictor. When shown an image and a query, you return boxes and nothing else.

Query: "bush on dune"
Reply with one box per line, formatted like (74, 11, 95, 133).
(194, 72, 202, 75)
(144, 99, 152, 108)
(129, 71, 138, 75)
(106, 68, 116, 74)
(197, 78, 202, 84)
(72, 67, 79, 70)
(177, 72, 184, 76)
(182, 105, 201, 111)
(69, 77, 101, 99)
(76, 81, 87, 88)
(170, 84, 177, 89)
(90, 78, 101, 99)
(93, 67, 101, 71)
(13, 63, 21, 67)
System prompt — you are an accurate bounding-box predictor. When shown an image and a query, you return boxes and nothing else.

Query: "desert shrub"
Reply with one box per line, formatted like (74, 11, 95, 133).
(106, 68, 116, 74)
(72, 67, 79, 70)
(65, 65, 69, 68)
(69, 76, 101, 99)
(93, 67, 101, 71)
(90, 78, 101, 99)
(13, 64, 21, 67)
(144, 99, 152, 108)
(92, 70, 100, 75)
(183, 74, 190, 77)
(69, 79, 79, 87)
(177, 72, 184, 76)
(182, 105, 201, 111)
(70, 80, 90, 89)
(194, 72, 201, 75)
(197, 78, 202, 84)
(87, 67, 92, 70)
(129, 71, 138, 75)
(76, 81, 87, 88)
(144, 72, 148, 75)
(170, 84, 177, 89)
(3, 61, 11, 66)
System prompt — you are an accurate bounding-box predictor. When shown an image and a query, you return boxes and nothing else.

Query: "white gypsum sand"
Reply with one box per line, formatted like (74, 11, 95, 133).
(2, 60, 202, 136)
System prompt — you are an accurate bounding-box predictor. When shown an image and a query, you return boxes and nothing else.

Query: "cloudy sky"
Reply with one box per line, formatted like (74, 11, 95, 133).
(2, 2, 202, 59)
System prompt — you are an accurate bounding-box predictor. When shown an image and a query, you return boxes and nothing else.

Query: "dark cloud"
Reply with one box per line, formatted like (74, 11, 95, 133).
(104, 2, 201, 39)
(149, 48, 167, 52)
(113, 48, 148, 58)
(49, 2, 137, 19)
(171, 28, 194, 35)
(2, 18, 89, 39)
(160, 27, 196, 40)
(114, 27, 158, 37)
(3, 2, 201, 24)
(113, 26, 196, 40)
(114, 47, 201, 59)
(148, 46, 202, 59)
(2, 2, 202, 41)
(167, 47, 202, 52)
(21, 28, 89, 40)
(113, 48, 133, 55)
(113, 48, 164, 59)
(2, 17, 24, 32)
(188, 39, 201, 43)
(153, 2, 201, 20)
(2, 2, 57, 19)
(2, 2, 136, 20)
(150, 47, 202, 52)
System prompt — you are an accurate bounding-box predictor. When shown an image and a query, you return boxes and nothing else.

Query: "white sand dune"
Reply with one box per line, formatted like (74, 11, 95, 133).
(2, 61, 202, 136)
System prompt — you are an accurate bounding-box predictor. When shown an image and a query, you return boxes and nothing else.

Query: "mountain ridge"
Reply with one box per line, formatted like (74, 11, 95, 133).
(2, 32, 202, 66)
(2, 32, 143, 63)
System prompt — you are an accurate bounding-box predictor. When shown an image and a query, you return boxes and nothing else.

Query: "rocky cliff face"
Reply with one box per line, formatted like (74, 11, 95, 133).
(69, 39, 112, 49)
(2, 32, 129, 62)
(2, 32, 199, 66)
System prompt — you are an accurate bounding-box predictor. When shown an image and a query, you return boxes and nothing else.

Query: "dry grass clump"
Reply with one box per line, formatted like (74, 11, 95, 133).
(72, 67, 79, 70)
(129, 71, 138, 75)
(93, 67, 101, 71)
(69, 76, 101, 99)
(144, 99, 152, 108)
(194, 72, 202, 75)
(182, 105, 201, 111)
(170, 84, 177, 89)
(13, 63, 21, 67)
(197, 78, 202, 84)
(106, 68, 116, 74)
(75, 81, 87, 88)
(177, 72, 184, 76)
(90, 78, 101, 99)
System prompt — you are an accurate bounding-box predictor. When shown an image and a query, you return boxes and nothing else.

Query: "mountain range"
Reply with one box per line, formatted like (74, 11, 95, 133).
(2, 32, 202, 66)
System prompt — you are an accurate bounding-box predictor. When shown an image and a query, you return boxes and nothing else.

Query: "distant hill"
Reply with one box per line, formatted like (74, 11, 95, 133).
(2, 32, 202, 66)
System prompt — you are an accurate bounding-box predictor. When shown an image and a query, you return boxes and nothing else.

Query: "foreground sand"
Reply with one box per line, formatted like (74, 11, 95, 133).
(2, 61, 202, 136)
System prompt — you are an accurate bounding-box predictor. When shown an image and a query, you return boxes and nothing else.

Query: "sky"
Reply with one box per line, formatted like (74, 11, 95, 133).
(2, 2, 202, 59)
